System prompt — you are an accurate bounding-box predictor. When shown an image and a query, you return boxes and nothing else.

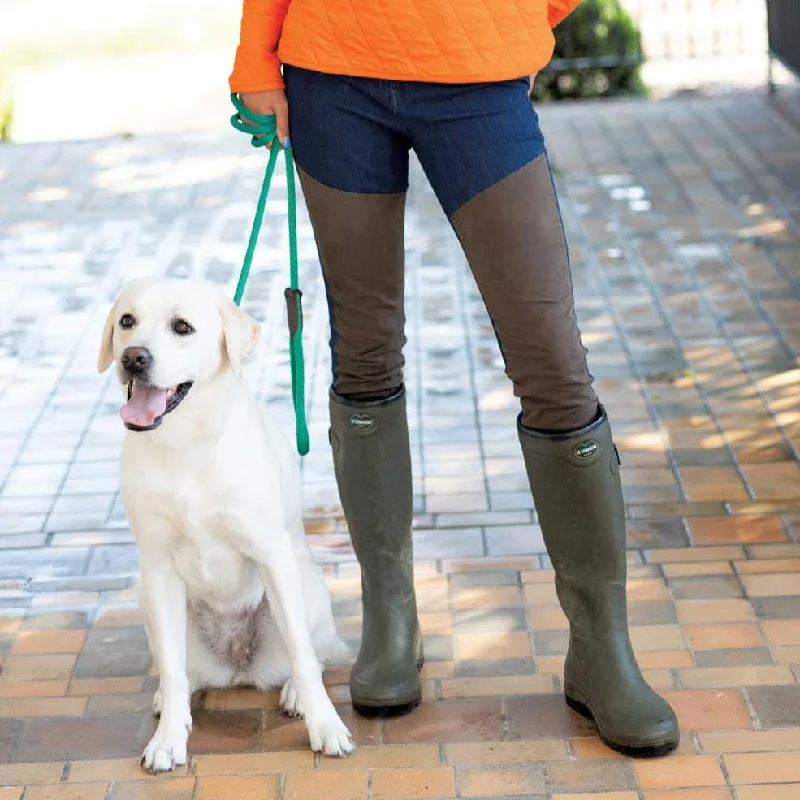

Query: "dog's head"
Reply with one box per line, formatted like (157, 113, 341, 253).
(97, 278, 260, 432)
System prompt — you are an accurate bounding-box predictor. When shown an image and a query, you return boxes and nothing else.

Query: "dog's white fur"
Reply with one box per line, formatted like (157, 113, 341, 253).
(97, 277, 353, 773)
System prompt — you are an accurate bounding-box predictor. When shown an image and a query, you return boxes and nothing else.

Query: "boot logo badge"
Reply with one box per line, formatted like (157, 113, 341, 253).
(574, 440, 599, 459)
(350, 413, 375, 432)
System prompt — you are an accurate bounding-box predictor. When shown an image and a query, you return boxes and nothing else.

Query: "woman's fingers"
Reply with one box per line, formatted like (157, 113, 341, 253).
(239, 90, 290, 148)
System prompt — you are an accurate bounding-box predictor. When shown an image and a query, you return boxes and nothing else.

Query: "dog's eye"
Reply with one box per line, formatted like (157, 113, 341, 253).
(119, 314, 136, 329)
(172, 318, 195, 336)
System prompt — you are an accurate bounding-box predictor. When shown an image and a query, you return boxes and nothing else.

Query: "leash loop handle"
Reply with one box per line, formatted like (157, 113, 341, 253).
(230, 93, 310, 456)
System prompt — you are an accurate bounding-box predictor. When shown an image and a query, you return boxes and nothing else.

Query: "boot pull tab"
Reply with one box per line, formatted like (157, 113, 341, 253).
(610, 443, 622, 475)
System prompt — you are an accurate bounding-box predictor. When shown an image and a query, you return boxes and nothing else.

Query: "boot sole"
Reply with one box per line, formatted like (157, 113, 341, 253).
(565, 694, 679, 758)
(352, 693, 422, 719)
(351, 654, 424, 719)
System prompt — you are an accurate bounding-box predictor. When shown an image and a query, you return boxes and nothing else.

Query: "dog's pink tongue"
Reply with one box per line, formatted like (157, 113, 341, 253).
(120, 385, 167, 427)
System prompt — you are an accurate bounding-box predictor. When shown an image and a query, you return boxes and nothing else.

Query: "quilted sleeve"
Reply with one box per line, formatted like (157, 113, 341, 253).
(229, 0, 291, 93)
(547, 0, 582, 28)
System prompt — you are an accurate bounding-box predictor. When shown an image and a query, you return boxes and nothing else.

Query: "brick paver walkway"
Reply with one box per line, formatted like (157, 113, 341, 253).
(0, 93, 799, 799)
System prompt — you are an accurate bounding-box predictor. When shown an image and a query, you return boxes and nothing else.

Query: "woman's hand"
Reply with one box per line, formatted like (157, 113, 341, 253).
(240, 89, 290, 147)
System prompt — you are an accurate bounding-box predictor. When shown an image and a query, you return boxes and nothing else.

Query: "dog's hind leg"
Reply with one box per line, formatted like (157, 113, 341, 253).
(247, 609, 290, 690)
(153, 612, 243, 718)
(145, 602, 205, 719)
(278, 661, 324, 719)
(247, 611, 321, 719)
(157, 615, 237, 717)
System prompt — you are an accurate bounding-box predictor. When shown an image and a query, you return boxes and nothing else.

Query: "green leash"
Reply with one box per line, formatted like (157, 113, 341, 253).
(229, 93, 309, 457)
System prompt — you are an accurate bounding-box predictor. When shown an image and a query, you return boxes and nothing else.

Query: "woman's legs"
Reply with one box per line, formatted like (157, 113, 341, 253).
(406, 81, 679, 755)
(286, 64, 679, 751)
(285, 66, 422, 716)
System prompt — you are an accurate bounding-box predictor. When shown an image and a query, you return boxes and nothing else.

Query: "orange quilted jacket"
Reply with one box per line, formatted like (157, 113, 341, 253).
(230, 1, 581, 93)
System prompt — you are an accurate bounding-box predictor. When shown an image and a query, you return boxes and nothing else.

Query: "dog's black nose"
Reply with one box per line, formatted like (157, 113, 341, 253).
(121, 346, 153, 374)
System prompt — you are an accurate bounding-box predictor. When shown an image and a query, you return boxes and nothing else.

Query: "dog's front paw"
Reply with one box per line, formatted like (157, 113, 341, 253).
(141, 723, 190, 773)
(306, 707, 354, 758)
(280, 678, 305, 718)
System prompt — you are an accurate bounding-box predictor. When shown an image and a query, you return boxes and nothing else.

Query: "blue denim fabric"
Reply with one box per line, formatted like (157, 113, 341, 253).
(284, 65, 546, 217)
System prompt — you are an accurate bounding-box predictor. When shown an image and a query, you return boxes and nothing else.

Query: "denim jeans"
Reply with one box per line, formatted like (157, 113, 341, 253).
(284, 66, 545, 216)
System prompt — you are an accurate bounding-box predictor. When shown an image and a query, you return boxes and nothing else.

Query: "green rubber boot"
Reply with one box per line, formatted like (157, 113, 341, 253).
(329, 388, 423, 717)
(518, 409, 679, 757)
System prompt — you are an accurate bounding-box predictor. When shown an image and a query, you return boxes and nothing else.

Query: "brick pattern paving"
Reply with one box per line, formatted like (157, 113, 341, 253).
(0, 92, 799, 798)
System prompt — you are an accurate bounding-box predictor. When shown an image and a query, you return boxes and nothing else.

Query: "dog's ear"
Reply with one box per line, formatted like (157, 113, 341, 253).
(216, 292, 260, 377)
(96, 300, 118, 374)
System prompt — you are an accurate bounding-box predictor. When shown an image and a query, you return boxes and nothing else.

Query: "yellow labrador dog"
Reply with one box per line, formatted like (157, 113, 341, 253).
(97, 277, 353, 773)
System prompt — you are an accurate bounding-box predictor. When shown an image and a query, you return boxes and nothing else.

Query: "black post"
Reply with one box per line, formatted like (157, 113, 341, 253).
(766, 0, 800, 92)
